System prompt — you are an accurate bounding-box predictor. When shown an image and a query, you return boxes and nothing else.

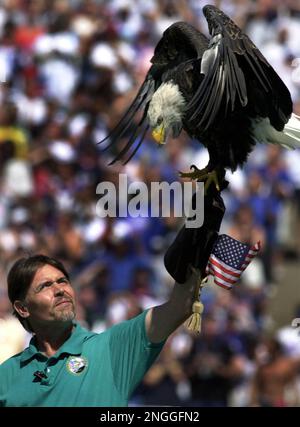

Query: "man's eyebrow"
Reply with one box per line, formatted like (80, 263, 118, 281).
(34, 280, 51, 293)
(35, 276, 68, 290)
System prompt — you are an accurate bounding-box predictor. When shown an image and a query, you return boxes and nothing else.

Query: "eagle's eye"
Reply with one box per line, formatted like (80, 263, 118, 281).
(157, 116, 163, 125)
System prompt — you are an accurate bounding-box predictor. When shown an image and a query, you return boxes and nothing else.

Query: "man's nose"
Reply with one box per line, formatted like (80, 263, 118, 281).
(53, 282, 65, 295)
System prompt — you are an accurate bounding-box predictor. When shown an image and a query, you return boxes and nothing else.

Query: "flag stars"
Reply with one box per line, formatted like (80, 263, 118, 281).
(207, 235, 260, 290)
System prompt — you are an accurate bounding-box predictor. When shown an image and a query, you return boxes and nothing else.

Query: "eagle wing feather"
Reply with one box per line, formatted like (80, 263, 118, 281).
(188, 5, 292, 131)
(99, 22, 208, 164)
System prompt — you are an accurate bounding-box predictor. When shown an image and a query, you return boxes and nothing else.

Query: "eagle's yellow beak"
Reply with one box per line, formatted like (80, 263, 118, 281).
(152, 124, 166, 145)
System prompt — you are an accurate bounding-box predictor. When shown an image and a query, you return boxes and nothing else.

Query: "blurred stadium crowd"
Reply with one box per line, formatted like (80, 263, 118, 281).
(1, 0, 300, 406)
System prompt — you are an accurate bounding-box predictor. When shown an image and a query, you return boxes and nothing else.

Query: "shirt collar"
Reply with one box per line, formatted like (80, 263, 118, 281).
(20, 322, 93, 364)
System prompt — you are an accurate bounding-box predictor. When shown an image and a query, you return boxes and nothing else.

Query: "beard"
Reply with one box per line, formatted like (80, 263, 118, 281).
(52, 301, 76, 322)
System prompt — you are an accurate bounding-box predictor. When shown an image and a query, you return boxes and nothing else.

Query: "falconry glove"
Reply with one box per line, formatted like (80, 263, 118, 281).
(164, 181, 227, 284)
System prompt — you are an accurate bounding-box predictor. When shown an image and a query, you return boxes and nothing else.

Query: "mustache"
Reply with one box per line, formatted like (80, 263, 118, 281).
(54, 297, 74, 307)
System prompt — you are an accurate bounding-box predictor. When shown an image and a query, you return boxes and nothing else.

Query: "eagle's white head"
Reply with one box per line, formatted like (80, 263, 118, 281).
(147, 82, 186, 145)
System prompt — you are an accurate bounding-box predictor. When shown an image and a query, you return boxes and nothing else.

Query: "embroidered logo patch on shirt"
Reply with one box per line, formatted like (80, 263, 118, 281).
(66, 356, 88, 375)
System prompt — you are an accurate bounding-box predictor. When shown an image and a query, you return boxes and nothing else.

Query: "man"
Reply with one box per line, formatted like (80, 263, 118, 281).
(250, 338, 300, 407)
(0, 185, 225, 407)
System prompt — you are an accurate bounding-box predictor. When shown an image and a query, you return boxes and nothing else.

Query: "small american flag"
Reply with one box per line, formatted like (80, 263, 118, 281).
(205, 234, 261, 290)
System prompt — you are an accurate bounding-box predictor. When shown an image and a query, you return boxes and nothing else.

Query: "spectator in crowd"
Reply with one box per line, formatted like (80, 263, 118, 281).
(250, 338, 300, 407)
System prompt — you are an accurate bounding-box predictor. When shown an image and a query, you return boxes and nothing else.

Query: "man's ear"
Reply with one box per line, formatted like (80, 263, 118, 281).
(13, 300, 30, 318)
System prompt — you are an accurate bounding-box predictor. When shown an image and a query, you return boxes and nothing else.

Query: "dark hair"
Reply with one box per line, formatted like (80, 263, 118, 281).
(7, 255, 70, 332)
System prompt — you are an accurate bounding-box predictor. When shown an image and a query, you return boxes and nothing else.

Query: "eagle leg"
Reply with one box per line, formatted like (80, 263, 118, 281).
(178, 164, 208, 180)
(203, 169, 220, 194)
(179, 165, 220, 193)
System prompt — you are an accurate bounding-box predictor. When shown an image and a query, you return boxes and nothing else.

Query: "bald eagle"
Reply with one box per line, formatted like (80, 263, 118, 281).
(100, 4, 300, 190)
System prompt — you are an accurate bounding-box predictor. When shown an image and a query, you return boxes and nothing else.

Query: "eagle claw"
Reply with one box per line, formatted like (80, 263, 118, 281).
(178, 166, 221, 194)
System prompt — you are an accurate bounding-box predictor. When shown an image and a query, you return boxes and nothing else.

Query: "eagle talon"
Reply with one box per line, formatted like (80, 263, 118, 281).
(178, 167, 221, 194)
(179, 165, 208, 180)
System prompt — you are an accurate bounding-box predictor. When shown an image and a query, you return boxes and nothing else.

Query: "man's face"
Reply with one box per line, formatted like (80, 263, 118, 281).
(17, 264, 76, 327)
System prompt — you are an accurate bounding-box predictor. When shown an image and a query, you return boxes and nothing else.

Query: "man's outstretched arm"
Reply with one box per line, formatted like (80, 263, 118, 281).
(145, 182, 227, 344)
(145, 268, 200, 343)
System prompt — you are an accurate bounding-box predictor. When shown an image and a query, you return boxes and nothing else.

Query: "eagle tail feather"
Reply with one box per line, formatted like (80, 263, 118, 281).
(253, 114, 300, 150)
(281, 113, 300, 149)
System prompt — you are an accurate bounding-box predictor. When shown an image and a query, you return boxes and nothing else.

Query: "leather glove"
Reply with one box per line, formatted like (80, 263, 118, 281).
(164, 181, 226, 284)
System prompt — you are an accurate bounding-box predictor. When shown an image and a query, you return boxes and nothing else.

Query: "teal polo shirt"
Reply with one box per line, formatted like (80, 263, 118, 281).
(0, 310, 165, 407)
